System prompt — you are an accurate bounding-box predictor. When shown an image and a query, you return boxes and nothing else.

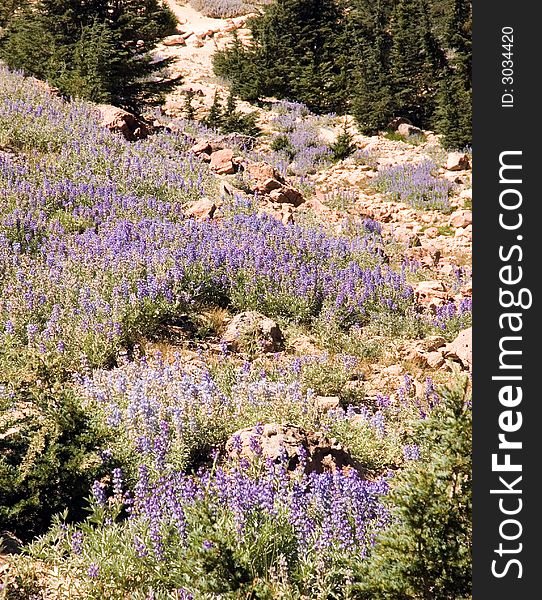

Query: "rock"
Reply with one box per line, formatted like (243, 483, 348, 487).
(268, 186, 304, 207)
(387, 116, 413, 130)
(222, 311, 285, 353)
(219, 181, 236, 196)
(210, 149, 235, 175)
(448, 209, 472, 228)
(97, 105, 149, 141)
(442, 327, 472, 369)
(257, 178, 283, 194)
(401, 336, 446, 367)
(225, 424, 362, 474)
(185, 198, 216, 220)
(413, 280, 450, 307)
(290, 335, 320, 354)
(245, 161, 285, 186)
(446, 152, 471, 171)
(398, 123, 423, 138)
(424, 226, 439, 238)
(314, 396, 341, 412)
(426, 351, 446, 369)
(190, 140, 212, 155)
(163, 35, 186, 46)
(0, 531, 23, 555)
(404, 246, 441, 268)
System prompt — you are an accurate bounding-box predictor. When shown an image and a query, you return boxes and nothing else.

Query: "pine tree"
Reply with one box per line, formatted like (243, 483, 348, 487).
(446, 0, 471, 84)
(331, 119, 356, 161)
(0, 0, 27, 28)
(204, 91, 223, 130)
(388, 0, 445, 127)
(183, 89, 196, 121)
(435, 0, 471, 148)
(213, 0, 348, 113)
(350, 0, 395, 133)
(0, 0, 177, 109)
(355, 374, 472, 599)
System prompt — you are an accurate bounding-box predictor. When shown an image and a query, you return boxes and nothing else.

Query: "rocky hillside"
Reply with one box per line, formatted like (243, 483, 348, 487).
(0, 3, 471, 597)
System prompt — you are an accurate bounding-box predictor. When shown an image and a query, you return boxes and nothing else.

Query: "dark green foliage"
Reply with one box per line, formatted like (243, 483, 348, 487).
(388, 0, 445, 127)
(355, 373, 472, 599)
(183, 89, 197, 121)
(0, 0, 177, 109)
(349, 0, 395, 133)
(331, 120, 356, 161)
(435, 0, 471, 148)
(213, 0, 349, 113)
(203, 90, 224, 130)
(435, 71, 471, 150)
(0, 383, 110, 541)
(0, 0, 27, 28)
(203, 91, 261, 137)
(270, 134, 295, 159)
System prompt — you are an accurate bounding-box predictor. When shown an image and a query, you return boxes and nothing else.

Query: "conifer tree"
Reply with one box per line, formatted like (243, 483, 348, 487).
(331, 119, 356, 161)
(183, 89, 196, 121)
(204, 91, 223, 130)
(388, 0, 445, 127)
(0, 0, 176, 109)
(213, 0, 347, 113)
(355, 374, 472, 599)
(435, 0, 471, 148)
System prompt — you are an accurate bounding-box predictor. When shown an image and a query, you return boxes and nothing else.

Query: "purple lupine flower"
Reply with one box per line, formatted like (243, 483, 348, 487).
(403, 444, 421, 461)
(88, 563, 100, 578)
(71, 531, 83, 555)
(92, 481, 106, 507)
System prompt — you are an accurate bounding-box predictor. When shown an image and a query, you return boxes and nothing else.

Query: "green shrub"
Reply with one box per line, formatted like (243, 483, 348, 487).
(0, 383, 110, 540)
(354, 372, 472, 598)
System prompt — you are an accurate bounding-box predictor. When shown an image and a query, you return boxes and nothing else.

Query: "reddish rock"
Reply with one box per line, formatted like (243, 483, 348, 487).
(210, 149, 235, 175)
(97, 105, 149, 141)
(446, 152, 471, 171)
(226, 424, 363, 474)
(448, 210, 472, 229)
(185, 198, 216, 220)
(442, 327, 472, 370)
(190, 140, 212, 155)
(222, 311, 284, 353)
(245, 162, 285, 185)
(163, 35, 186, 46)
(256, 178, 283, 194)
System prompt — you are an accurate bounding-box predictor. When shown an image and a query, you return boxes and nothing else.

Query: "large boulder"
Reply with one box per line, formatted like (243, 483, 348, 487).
(185, 198, 216, 220)
(448, 209, 472, 229)
(222, 311, 285, 353)
(244, 161, 285, 186)
(226, 423, 362, 474)
(97, 105, 149, 141)
(442, 327, 472, 370)
(446, 152, 471, 171)
(210, 148, 236, 175)
(398, 123, 423, 138)
(387, 116, 413, 130)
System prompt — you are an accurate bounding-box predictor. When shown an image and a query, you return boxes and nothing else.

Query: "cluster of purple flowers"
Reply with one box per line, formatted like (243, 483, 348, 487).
(432, 298, 472, 330)
(372, 160, 454, 211)
(124, 455, 389, 560)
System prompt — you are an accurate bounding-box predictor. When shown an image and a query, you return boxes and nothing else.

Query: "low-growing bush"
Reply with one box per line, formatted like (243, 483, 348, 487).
(0, 384, 110, 540)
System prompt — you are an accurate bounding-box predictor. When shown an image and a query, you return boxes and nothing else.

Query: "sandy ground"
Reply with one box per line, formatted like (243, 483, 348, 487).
(155, 0, 254, 117)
